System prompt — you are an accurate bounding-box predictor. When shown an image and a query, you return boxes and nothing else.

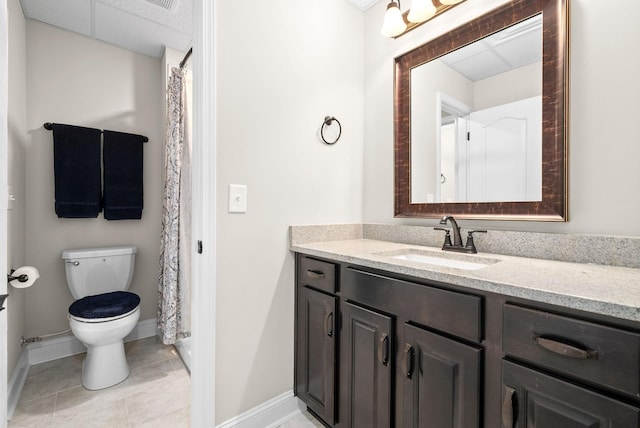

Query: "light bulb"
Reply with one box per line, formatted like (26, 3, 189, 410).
(380, 2, 407, 38)
(408, 0, 436, 23)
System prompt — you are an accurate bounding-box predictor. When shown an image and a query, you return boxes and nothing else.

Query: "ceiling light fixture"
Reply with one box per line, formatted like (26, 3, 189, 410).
(381, 0, 467, 38)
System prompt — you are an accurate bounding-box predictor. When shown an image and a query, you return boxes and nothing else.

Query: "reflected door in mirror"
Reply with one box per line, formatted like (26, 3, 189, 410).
(410, 14, 542, 204)
(437, 96, 542, 203)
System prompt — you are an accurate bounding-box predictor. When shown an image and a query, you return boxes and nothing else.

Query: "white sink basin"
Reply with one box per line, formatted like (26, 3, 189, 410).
(385, 251, 499, 271)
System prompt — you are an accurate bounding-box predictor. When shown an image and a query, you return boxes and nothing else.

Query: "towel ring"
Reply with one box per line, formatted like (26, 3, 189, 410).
(320, 116, 341, 145)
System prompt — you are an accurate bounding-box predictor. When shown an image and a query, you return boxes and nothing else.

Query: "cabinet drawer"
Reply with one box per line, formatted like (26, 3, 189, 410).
(342, 268, 483, 342)
(298, 256, 337, 294)
(503, 304, 640, 397)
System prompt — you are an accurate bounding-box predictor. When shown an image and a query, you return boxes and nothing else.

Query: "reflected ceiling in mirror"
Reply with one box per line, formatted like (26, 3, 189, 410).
(394, 0, 568, 221)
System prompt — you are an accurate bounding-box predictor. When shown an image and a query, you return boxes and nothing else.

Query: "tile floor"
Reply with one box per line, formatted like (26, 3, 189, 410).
(9, 336, 190, 427)
(8, 336, 324, 428)
(278, 412, 326, 428)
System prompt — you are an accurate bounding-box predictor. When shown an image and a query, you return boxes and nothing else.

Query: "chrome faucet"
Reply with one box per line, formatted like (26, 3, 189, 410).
(435, 215, 486, 254)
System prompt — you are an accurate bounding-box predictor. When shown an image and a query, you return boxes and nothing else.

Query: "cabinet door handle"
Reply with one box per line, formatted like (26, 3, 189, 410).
(402, 343, 414, 378)
(325, 312, 333, 337)
(533, 334, 598, 360)
(378, 333, 389, 366)
(306, 270, 325, 280)
(502, 386, 516, 428)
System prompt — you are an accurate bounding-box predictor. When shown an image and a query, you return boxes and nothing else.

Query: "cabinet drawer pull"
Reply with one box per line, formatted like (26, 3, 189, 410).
(325, 312, 334, 337)
(533, 334, 598, 360)
(402, 343, 414, 378)
(378, 333, 389, 366)
(502, 386, 516, 428)
(306, 270, 325, 280)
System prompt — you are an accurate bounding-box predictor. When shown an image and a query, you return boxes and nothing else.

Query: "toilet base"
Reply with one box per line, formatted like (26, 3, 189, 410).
(68, 306, 140, 390)
(82, 340, 130, 390)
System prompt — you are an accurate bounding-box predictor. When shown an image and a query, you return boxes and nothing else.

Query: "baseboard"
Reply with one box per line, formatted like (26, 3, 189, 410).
(217, 390, 305, 428)
(7, 346, 30, 420)
(27, 318, 158, 365)
(125, 318, 159, 342)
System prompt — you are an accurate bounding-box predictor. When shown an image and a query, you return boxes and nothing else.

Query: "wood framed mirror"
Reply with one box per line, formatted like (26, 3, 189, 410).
(394, 0, 568, 221)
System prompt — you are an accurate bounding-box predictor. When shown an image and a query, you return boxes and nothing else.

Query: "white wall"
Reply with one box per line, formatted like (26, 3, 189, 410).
(473, 62, 541, 110)
(411, 60, 472, 202)
(1, 1, 11, 423)
(214, 0, 364, 422)
(364, 0, 640, 236)
(6, 0, 27, 381)
(23, 22, 164, 337)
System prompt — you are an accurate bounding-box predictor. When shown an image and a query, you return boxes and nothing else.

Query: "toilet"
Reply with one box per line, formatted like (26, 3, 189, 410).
(62, 245, 140, 390)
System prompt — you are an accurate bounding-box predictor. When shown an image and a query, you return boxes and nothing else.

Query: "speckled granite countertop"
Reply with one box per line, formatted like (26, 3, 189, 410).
(291, 239, 640, 323)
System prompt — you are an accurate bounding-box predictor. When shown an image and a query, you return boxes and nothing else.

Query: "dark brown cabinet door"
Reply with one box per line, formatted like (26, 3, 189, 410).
(402, 323, 481, 428)
(295, 286, 337, 426)
(501, 360, 640, 428)
(340, 301, 393, 428)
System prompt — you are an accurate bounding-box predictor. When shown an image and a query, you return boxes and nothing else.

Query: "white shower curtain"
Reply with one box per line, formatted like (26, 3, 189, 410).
(158, 67, 192, 345)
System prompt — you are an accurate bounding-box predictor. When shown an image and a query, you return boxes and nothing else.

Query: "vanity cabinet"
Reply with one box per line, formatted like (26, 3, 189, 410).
(340, 267, 484, 428)
(295, 257, 338, 425)
(295, 253, 485, 427)
(293, 253, 640, 428)
(501, 304, 640, 427)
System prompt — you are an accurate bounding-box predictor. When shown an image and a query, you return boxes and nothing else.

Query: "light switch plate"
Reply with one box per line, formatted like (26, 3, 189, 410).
(228, 184, 247, 213)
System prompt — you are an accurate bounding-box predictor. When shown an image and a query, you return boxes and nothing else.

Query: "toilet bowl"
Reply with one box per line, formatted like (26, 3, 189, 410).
(62, 246, 140, 390)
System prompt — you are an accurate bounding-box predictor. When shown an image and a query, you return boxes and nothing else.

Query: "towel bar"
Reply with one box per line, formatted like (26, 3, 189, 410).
(44, 123, 149, 143)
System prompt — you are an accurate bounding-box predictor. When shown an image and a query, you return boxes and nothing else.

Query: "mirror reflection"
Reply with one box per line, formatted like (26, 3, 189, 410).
(410, 15, 543, 204)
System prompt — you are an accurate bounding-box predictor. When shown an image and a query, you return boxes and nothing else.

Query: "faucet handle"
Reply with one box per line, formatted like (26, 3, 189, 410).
(464, 230, 487, 253)
(467, 230, 487, 236)
(434, 227, 452, 247)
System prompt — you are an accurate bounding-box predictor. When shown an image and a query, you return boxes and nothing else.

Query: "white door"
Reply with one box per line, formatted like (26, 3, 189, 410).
(466, 96, 541, 202)
(1, 1, 9, 425)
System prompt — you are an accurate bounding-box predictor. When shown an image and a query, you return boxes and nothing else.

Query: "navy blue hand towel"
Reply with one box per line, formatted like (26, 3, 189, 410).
(52, 124, 102, 218)
(103, 130, 145, 220)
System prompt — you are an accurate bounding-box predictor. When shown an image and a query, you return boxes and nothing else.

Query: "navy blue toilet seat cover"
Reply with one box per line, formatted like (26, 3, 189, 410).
(69, 291, 140, 319)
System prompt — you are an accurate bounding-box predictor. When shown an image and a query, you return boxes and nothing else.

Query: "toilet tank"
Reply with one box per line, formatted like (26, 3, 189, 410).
(61, 246, 137, 299)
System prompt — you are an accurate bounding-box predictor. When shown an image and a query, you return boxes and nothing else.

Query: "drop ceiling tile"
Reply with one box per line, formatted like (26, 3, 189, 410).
(449, 50, 511, 82)
(21, 0, 92, 37)
(94, 2, 191, 57)
(97, 0, 192, 32)
(492, 30, 542, 69)
(440, 40, 488, 67)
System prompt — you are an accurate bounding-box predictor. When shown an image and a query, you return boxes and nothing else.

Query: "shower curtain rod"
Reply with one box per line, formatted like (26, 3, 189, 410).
(43, 123, 149, 143)
(179, 47, 193, 69)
